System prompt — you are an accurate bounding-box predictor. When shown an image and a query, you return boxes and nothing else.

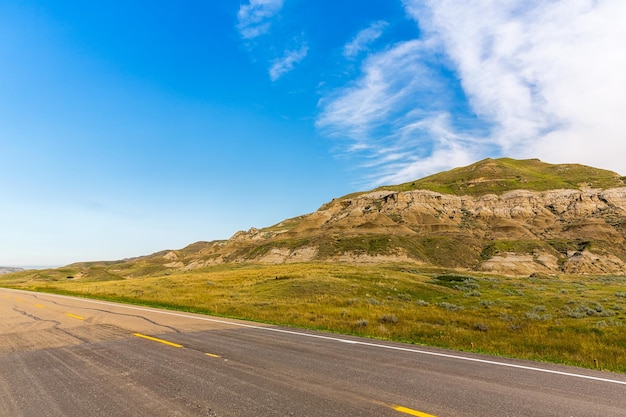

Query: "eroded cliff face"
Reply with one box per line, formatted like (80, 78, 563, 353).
(160, 187, 626, 276)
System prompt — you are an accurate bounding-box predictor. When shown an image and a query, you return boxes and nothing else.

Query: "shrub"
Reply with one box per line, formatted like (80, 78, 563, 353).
(397, 293, 412, 301)
(379, 314, 399, 324)
(438, 302, 464, 311)
(525, 305, 552, 321)
(561, 302, 614, 318)
(525, 312, 552, 321)
(453, 279, 481, 292)
(433, 274, 476, 288)
(367, 298, 381, 305)
(474, 323, 489, 332)
(562, 303, 595, 319)
(355, 319, 368, 327)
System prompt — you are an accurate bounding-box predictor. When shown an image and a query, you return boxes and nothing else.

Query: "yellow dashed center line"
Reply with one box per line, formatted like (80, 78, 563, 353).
(133, 333, 183, 348)
(66, 313, 85, 320)
(205, 352, 221, 358)
(392, 405, 437, 417)
(34, 304, 45, 308)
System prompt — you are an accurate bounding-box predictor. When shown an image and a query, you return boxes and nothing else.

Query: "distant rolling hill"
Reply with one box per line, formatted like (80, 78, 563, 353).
(0, 267, 24, 275)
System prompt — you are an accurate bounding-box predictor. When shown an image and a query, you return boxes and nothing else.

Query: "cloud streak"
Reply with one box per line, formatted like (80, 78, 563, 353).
(318, 0, 626, 184)
(237, 0, 308, 82)
(269, 45, 309, 81)
(318, 38, 482, 184)
(237, 0, 283, 39)
(343, 20, 388, 58)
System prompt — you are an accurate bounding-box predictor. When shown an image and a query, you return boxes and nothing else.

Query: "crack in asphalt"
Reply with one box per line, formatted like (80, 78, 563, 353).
(30, 294, 182, 333)
(12, 306, 92, 344)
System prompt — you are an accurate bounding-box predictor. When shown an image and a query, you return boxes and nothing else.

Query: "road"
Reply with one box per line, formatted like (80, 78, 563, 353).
(1, 287, 625, 417)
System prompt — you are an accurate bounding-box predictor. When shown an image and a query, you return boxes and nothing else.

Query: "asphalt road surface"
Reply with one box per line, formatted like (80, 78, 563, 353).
(1, 287, 625, 417)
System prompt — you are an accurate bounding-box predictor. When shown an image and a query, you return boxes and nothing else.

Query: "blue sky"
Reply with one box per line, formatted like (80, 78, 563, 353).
(2, 0, 625, 266)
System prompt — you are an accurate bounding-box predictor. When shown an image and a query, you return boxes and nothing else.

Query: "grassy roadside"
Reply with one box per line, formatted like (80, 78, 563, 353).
(2, 262, 625, 373)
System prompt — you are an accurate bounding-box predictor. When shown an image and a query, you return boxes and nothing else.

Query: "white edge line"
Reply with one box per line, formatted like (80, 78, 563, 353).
(4, 288, 626, 386)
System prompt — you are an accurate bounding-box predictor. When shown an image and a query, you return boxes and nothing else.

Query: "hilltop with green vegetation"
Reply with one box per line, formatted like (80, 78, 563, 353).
(376, 157, 626, 196)
(2, 157, 626, 372)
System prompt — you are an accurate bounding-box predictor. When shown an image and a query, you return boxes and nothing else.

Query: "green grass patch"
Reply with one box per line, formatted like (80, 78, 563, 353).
(481, 240, 557, 259)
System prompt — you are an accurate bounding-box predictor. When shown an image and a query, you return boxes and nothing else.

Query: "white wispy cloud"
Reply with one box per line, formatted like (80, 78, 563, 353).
(343, 20, 388, 58)
(269, 45, 309, 81)
(318, 0, 626, 185)
(407, 0, 626, 167)
(319, 39, 436, 142)
(318, 38, 484, 184)
(237, 0, 284, 39)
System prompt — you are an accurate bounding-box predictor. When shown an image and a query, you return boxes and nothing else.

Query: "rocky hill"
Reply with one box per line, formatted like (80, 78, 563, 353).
(73, 158, 626, 277)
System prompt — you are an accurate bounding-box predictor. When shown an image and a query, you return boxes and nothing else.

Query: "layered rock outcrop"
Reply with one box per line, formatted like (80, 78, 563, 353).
(167, 187, 626, 276)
